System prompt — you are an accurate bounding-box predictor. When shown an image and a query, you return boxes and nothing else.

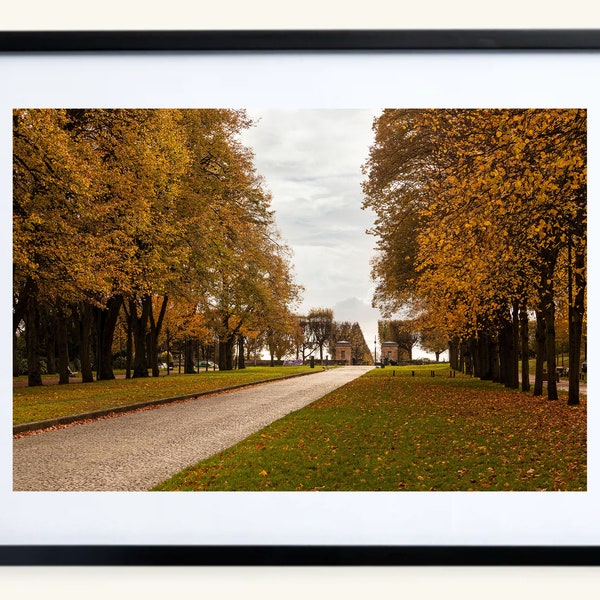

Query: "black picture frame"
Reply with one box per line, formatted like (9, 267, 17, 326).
(2, 28, 598, 567)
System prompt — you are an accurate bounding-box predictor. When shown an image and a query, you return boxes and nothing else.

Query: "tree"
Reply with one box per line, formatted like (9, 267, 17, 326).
(306, 308, 334, 365)
(419, 324, 448, 362)
(13, 109, 110, 385)
(177, 109, 302, 371)
(363, 109, 586, 401)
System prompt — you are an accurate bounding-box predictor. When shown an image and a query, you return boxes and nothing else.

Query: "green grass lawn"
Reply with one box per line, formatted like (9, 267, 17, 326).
(13, 366, 317, 425)
(153, 366, 586, 492)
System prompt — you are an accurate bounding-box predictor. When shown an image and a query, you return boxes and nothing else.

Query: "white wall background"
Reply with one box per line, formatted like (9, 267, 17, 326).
(1, 0, 600, 30)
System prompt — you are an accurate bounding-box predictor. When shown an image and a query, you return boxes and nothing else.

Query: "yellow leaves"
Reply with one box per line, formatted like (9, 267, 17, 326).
(259, 469, 268, 476)
(364, 108, 586, 345)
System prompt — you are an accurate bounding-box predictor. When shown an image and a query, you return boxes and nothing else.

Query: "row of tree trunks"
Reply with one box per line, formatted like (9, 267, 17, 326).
(18, 289, 253, 383)
(449, 303, 523, 391)
(447, 288, 583, 404)
(534, 251, 559, 400)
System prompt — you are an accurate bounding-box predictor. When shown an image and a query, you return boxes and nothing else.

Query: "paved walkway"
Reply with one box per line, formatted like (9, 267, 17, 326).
(524, 375, 587, 395)
(13, 366, 373, 492)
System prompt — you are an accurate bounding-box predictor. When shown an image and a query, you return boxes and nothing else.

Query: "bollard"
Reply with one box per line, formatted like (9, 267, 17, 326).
(393, 370, 396, 376)
(412, 370, 415, 377)
(431, 370, 435, 377)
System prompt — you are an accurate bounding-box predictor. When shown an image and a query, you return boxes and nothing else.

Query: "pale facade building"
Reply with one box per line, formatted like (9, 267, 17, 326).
(334, 340, 352, 365)
(381, 341, 399, 364)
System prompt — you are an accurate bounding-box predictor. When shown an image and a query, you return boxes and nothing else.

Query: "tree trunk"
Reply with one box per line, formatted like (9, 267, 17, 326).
(126, 311, 133, 379)
(460, 341, 472, 375)
(218, 338, 234, 371)
(184, 338, 196, 374)
(13, 277, 33, 335)
(533, 310, 546, 397)
(510, 301, 520, 389)
(449, 337, 459, 371)
(568, 246, 585, 406)
(148, 295, 168, 377)
(470, 337, 480, 378)
(45, 309, 57, 374)
(544, 289, 559, 401)
(77, 302, 94, 382)
(497, 309, 518, 389)
(498, 322, 510, 387)
(166, 329, 172, 375)
(237, 335, 246, 369)
(536, 250, 559, 399)
(129, 297, 150, 378)
(481, 333, 493, 380)
(489, 336, 500, 382)
(13, 332, 20, 378)
(520, 305, 530, 392)
(25, 293, 43, 387)
(95, 295, 123, 380)
(57, 309, 70, 384)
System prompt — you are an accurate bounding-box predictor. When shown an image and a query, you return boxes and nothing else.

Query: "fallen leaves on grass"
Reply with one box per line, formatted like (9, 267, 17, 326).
(153, 371, 586, 492)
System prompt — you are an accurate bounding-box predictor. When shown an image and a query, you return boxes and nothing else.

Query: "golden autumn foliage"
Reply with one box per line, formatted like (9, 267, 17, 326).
(13, 109, 302, 382)
(363, 109, 586, 403)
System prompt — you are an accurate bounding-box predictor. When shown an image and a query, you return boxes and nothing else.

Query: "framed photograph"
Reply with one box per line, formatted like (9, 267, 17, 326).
(2, 29, 598, 566)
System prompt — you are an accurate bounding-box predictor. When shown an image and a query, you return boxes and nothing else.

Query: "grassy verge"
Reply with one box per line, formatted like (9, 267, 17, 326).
(153, 366, 586, 491)
(13, 366, 318, 425)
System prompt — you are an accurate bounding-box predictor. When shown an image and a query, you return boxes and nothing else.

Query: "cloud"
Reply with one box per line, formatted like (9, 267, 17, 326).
(241, 109, 392, 351)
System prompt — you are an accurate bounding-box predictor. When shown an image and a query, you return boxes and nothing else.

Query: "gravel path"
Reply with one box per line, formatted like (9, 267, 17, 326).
(13, 366, 372, 491)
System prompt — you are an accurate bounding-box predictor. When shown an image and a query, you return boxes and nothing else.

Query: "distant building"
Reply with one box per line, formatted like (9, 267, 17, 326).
(381, 341, 399, 365)
(334, 340, 352, 365)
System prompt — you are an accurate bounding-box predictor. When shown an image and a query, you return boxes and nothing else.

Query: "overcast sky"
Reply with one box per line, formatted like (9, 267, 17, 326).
(241, 109, 387, 356)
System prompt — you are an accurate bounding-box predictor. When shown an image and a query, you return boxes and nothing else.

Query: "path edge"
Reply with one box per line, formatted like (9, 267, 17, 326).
(13, 370, 326, 435)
